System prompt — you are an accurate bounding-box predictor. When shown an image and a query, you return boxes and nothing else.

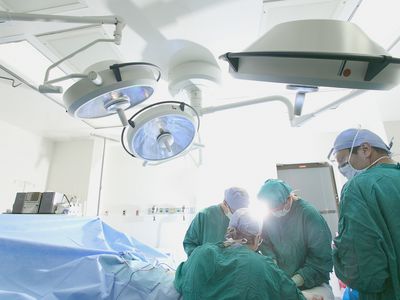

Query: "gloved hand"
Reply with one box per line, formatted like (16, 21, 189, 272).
(302, 291, 324, 300)
(291, 274, 305, 287)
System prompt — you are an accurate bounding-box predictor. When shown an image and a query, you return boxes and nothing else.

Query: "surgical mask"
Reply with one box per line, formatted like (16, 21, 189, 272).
(338, 162, 365, 180)
(271, 207, 290, 217)
(271, 198, 292, 218)
(338, 128, 366, 180)
(339, 154, 390, 180)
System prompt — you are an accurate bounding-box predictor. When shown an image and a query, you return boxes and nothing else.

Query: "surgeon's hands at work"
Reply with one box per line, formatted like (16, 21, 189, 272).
(302, 291, 324, 300)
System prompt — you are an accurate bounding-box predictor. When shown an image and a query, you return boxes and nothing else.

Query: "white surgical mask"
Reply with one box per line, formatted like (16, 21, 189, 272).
(271, 198, 292, 218)
(339, 155, 390, 180)
(271, 207, 290, 218)
(338, 128, 367, 180)
(338, 162, 365, 180)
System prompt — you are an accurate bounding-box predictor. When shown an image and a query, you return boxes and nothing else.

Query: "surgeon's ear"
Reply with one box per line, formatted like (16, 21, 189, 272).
(360, 143, 372, 157)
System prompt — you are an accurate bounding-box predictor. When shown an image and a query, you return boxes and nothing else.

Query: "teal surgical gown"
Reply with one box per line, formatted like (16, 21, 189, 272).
(174, 243, 306, 300)
(333, 163, 400, 300)
(183, 205, 229, 256)
(260, 199, 333, 289)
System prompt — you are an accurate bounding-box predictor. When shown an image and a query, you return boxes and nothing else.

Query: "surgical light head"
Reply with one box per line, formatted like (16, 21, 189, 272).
(121, 101, 200, 162)
(64, 62, 161, 127)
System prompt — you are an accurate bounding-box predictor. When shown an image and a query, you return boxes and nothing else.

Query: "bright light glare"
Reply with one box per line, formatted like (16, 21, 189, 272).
(248, 200, 270, 224)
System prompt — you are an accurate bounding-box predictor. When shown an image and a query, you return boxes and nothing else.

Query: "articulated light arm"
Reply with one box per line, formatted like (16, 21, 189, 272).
(200, 95, 295, 125)
(290, 89, 366, 126)
(0, 11, 125, 93)
(199, 90, 367, 127)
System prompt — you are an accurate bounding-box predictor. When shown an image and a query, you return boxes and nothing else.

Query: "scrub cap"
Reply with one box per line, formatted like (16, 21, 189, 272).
(224, 187, 249, 212)
(331, 128, 391, 156)
(257, 179, 292, 209)
(228, 208, 261, 236)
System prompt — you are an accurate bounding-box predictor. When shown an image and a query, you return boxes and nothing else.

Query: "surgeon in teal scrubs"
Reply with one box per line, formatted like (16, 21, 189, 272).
(183, 187, 249, 256)
(257, 179, 334, 300)
(175, 208, 314, 300)
(330, 128, 400, 300)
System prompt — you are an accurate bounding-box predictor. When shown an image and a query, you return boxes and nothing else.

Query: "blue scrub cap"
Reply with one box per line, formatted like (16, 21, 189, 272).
(229, 208, 262, 236)
(257, 179, 293, 209)
(331, 128, 391, 156)
(224, 187, 249, 212)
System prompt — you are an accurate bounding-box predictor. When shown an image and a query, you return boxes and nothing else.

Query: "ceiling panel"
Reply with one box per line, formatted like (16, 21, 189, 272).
(259, 0, 360, 36)
(0, 0, 87, 14)
(37, 25, 123, 73)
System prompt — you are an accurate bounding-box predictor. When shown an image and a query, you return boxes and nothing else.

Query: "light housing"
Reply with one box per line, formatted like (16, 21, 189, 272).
(220, 19, 400, 90)
(121, 101, 200, 162)
(64, 62, 161, 121)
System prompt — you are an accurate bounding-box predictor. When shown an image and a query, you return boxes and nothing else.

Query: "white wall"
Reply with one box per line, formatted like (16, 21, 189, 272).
(0, 119, 53, 213)
(384, 121, 400, 159)
(99, 140, 199, 263)
(46, 139, 95, 214)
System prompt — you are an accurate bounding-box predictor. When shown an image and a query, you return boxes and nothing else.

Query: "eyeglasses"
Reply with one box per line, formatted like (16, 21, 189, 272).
(327, 126, 362, 163)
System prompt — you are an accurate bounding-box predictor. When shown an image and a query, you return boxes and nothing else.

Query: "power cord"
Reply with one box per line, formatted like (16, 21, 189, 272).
(156, 262, 176, 271)
(0, 75, 22, 87)
(62, 194, 71, 207)
(115, 263, 156, 300)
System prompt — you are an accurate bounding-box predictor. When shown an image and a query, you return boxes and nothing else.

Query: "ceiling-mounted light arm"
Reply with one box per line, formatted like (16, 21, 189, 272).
(39, 39, 115, 93)
(293, 92, 305, 116)
(286, 85, 319, 116)
(291, 89, 367, 127)
(0, 12, 124, 43)
(0, 11, 125, 93)
(200, 95, 295, 124)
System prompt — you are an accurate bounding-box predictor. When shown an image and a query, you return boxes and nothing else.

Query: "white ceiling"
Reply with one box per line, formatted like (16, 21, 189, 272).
(0, 0, 400, 140)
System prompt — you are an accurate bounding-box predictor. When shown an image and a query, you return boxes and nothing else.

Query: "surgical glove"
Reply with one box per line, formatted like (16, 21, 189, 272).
(291, 274, 305, 287)
(302, 291, 324, 300)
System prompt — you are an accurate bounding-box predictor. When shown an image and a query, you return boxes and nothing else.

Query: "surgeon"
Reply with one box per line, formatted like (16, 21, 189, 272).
(183, 187, 249, 256)
(257, 179, 334, 300)
(175, 208, 322, 300)
(329, 128, 400, 300)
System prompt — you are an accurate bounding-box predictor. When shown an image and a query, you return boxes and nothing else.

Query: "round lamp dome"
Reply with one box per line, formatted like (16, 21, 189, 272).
(122, 101, 200, 162)
(64, 62, 161, 119)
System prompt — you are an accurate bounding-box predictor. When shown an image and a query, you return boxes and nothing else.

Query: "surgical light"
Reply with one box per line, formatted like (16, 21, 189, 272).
(0, 11, 162, 127)
(121, 101, 200, 161)
(63, 62, 161, 126)
(221, 19, 400, 90)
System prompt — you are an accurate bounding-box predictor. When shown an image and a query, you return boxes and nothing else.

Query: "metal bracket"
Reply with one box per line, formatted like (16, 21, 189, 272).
(219, 53, 239, 72)
(364, 56, 391, 81)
